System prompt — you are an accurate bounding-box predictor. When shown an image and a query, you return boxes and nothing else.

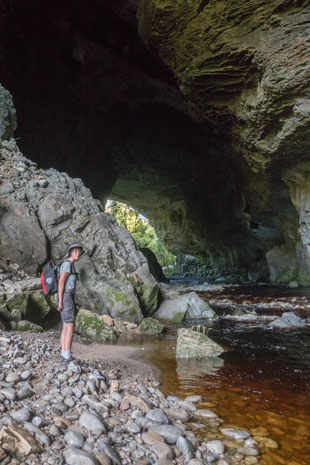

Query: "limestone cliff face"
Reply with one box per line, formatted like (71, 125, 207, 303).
(0, 86, 159, 321)
(1, 1, 310, 282)
(121, 0, 310, 281)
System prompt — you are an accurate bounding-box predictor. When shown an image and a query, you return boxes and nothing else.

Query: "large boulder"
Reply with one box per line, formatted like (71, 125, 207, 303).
(155, 292, 217, 322)
(176, 328, 224, 359)
(11, 320, 43, 332)
(76, 308, 118, 342)
(1, 291, 57, 329)
(0, 137, 159, 322)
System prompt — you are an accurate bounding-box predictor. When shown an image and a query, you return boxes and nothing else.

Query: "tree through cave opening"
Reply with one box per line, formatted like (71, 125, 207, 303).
(105, 200, 176, 270)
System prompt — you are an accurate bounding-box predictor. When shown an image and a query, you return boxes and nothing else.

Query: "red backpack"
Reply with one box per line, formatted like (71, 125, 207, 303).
(41, 260, 74, 295)
(40, 261, 59, 295)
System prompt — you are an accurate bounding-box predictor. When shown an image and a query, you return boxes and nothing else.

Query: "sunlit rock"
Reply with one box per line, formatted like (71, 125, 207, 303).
(155, 292, 217, 322)
(76, 308, 118, 342)
(176, 328, 224, 358)
(269, 312, 305, 329)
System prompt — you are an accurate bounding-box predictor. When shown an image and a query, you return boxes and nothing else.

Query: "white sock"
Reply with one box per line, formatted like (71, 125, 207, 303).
(61, 349, 65, 357)
(63, 350, 71, 360)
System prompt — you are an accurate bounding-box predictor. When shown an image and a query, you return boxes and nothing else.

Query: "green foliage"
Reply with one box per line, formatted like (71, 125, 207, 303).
(106, 201, 175, 267)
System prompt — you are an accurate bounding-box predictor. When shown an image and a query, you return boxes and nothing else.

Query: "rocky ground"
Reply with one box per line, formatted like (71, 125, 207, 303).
(0, 330, 270, 465)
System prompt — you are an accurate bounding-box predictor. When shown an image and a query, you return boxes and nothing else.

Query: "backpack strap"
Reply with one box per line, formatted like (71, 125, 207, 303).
(62, 259, 74, 274)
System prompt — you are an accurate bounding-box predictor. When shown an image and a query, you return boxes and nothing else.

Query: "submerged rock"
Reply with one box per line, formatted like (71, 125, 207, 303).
(176, 328, 224, 358)
(155, 292, 217, 322)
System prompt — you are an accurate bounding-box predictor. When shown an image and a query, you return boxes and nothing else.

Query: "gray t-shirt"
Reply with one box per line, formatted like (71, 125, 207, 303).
(59, 260, 77, 292)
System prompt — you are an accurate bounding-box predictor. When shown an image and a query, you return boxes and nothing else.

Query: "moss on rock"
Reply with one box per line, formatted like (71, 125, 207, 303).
(135, 283, 160, 317)
(76, 308, 118, 342)
(172, 312, 185, 324)
(15, 320, 43, 332)
(139, 317, 164, 335)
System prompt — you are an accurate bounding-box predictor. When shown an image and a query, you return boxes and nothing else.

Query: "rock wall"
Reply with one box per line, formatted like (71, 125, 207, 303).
(1, 2, 310, 283)
(0, 86, 159, 322)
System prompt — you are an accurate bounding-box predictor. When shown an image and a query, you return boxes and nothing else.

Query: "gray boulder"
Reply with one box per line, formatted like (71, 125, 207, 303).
(176, 328, 224, 358)
(76, 308, 118, 342)
(139, 317, 165, 335)
(0, 136, 159, 322)
(154, 292, 217, 322)
(269, 312, 305, 328)
(148, 425, 183, 444)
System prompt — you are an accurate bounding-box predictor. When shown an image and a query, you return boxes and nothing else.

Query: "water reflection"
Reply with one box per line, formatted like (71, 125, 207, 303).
(129, 285, 310, 465)
(176, 356, 224, 381)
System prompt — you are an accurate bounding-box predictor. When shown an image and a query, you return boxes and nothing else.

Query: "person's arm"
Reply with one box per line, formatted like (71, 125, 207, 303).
(57, 272, 69, 311)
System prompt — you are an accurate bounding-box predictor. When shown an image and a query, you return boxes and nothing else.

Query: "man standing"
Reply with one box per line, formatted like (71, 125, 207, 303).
(57, 242, 84, 362)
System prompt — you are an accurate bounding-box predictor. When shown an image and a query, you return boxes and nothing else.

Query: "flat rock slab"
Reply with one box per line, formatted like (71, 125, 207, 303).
(0, 425, 43, 455)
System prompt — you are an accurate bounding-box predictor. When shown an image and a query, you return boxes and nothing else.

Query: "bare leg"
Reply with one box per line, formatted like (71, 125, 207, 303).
(60, 324, 67, 350)
(63, 322, 75, 351)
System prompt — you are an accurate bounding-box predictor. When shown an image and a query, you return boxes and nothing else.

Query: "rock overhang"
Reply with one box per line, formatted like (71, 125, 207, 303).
(1, 0, 310, 281)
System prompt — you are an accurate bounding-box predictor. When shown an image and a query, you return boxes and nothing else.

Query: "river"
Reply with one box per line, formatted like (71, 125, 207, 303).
(120, 285, 310, 465)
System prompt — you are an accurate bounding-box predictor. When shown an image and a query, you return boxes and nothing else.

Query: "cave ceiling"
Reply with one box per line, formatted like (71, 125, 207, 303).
(1, 0, 310, 270)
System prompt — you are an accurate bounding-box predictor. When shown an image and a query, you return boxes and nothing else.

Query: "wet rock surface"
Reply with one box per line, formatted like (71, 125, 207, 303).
(0, 330, 266, 465)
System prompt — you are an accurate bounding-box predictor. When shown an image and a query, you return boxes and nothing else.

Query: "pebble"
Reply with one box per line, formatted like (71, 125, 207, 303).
(17, 387, 34, 400)
(149, 425, 183, 444)
(195, 409, 218, 419)
(152, 441, 174, 460)
(206, 439, 225, 455)
(124, 421, 142, 434)
(237, 446, 260, 456)
(64, 430, 85, 447)
(97, 438, 122, 465)
(32, 416, 43, 427)
(221, 428, 251, 440)
(185, 395, 202, 403)
(5, 373, 20, 383)
(65, 446, 98, 465)
(11, 407, 32, 422)
(146, 409, 169, 424)
(165, 408, 190, 422)
(0, 332, 266, 465)
(142, 431, 165, 445)
(79, 412, 106, 434)
(176, 436, 195, 461)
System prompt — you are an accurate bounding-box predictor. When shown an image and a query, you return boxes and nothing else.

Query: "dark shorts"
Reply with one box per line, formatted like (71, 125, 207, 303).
(58, 292, 75, 323)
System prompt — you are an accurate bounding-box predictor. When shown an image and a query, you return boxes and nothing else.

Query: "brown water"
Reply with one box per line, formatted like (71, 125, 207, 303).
(122, 286, 310, 465)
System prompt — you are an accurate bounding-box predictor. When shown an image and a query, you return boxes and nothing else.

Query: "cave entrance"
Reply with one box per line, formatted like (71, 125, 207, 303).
(105, 200, 176, 269)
